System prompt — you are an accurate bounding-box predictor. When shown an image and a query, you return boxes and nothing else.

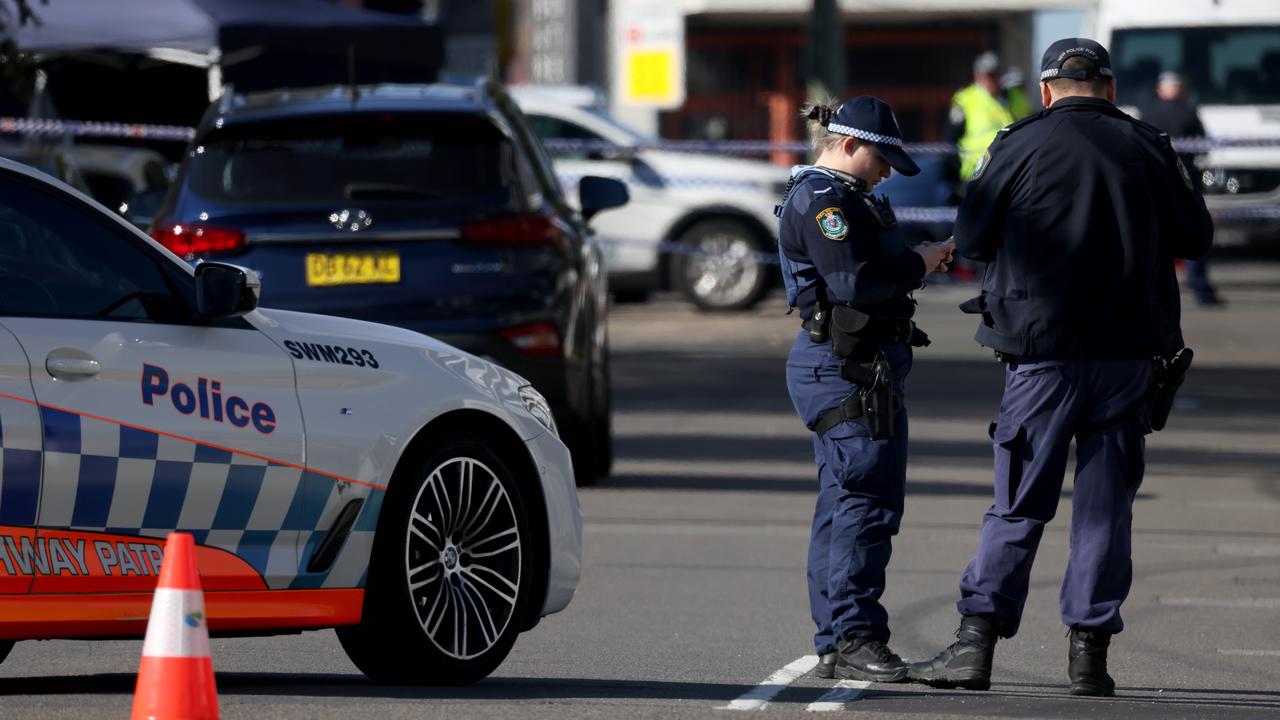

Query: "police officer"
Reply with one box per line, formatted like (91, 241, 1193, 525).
(908, 39, 1213, 696)
(1140, 70, 1223, 306)
(777, 96, 953, 682)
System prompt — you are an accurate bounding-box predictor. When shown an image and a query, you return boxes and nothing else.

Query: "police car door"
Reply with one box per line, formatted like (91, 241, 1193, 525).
(0, 168, 306, 594)
(0, 323, 39, 595)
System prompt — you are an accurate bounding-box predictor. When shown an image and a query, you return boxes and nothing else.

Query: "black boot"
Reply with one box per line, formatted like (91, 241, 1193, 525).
(1068, 628, 1116, 697)
(835, 637, 909, 682)
(815, 651, 837, 679)
(907, 615, 999, 690)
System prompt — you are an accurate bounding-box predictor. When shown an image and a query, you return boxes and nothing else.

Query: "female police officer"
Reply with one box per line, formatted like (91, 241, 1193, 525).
(777, 96, 952, 681)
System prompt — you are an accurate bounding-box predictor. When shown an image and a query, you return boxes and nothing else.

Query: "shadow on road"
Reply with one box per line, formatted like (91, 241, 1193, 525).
(4, 671, 1279, 715)
(604, 472, 999, 496)
(611, 349, 1280, 495)
(0, 672, 755, 703)
(614, 349, 1280, 424)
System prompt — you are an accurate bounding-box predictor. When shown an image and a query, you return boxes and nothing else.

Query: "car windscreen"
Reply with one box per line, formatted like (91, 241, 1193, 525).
(185, 112, 516, 205)
(1112, 26, 1280, 107)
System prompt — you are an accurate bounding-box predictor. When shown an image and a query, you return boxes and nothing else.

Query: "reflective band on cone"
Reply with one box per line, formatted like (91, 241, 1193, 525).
(131, 532, 220, 720)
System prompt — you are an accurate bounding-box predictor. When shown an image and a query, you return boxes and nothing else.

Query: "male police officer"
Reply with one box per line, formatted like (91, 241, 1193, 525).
(778, 97, 952, 682)
(908, 39, 1212, 696)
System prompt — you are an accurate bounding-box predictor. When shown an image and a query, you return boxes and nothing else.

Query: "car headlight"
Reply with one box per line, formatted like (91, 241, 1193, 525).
(519, 384, 558, 437)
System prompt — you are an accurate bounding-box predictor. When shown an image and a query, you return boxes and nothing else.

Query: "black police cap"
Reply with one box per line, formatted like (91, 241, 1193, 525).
(1040, 38, 1114, 82)
(826, 96, 920, 177)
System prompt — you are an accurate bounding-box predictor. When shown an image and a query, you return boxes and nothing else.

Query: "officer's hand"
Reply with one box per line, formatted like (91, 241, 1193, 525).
(915, 241, 953, 275)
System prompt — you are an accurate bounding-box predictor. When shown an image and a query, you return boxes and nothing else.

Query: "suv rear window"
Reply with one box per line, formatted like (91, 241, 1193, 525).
(185, 112, 516, 205)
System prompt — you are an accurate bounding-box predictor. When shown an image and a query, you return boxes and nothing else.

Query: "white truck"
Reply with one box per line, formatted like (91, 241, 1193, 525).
(1096, 0, 1280, 248)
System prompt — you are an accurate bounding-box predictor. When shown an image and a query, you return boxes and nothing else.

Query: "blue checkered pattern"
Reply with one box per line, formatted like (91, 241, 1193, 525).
(26, 405, 382, 590)
(0, 397, 43, 528)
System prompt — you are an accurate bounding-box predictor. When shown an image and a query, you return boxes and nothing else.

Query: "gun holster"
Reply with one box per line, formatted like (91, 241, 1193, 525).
(860, 354, 898, 440)
(1147, 347, 1194, 432)
(814, 352, 900, 440)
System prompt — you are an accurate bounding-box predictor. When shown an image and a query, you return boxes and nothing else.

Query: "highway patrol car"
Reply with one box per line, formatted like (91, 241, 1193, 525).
(0, 157, 581, 684)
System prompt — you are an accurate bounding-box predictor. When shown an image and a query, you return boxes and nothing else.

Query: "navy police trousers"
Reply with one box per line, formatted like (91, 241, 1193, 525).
(957, 358, 1153, 637)
(786, 332, 912, 654)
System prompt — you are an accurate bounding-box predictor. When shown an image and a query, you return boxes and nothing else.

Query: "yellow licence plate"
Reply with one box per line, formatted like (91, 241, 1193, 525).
(305, 251, 401, 287)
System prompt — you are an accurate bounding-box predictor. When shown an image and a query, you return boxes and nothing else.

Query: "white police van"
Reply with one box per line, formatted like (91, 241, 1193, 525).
(1099, 0, 1280, 248)
(511, 85, 788, 311)
(0, 157, 581, 685)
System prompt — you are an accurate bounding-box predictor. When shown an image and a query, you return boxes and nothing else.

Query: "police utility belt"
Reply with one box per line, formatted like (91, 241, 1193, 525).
(996, 347, 1194, 435)
(805, 305, 930, 441)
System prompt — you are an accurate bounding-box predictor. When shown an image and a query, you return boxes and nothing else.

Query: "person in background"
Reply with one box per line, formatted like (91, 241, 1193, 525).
(1141, 70, 1223, 306)
(947, 52, 1032, 187)
(1000, 68, 1033, 119)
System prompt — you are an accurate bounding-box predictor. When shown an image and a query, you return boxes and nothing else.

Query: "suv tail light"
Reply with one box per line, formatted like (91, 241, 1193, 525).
(150, 222, 245, 258)
(461, 214, 567, 252)
(500, 322, 562, 358)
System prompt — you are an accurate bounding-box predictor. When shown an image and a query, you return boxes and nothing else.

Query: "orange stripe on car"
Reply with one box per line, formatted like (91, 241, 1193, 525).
(0, 528, 269, 593)
(0, 589, 364, 640)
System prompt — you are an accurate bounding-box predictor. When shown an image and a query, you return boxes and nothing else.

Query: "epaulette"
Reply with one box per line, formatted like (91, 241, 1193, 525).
(991, 107, 1052, 142)
(1126, 115, 1176, 147)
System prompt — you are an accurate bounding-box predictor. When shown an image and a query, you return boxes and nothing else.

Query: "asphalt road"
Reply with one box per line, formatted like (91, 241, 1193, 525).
(3, 264, 1279, 719)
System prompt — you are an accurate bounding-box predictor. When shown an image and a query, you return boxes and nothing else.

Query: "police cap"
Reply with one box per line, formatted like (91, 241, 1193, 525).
(826, 96, 920, 177)
(1039, 38, 1114, 82)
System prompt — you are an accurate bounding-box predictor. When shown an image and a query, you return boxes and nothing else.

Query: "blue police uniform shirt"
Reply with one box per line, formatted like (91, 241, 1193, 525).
(778, 166, 926, 322)
(954, 96, 1213, 359)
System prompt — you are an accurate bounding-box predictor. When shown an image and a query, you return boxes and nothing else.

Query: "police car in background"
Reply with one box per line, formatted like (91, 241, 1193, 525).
(510, 85, 788, 311)
(0, 156, 581, 684)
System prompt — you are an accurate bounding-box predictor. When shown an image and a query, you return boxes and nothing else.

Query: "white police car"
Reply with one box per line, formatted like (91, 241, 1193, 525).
(510, 85, 787, 311)
(0, 156, 581, 684)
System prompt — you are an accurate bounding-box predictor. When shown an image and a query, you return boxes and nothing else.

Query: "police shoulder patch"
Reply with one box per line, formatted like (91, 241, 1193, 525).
(1176, 156, 1194, 190)
(971, 149, 991, 181)
(815, 207, 848, 241)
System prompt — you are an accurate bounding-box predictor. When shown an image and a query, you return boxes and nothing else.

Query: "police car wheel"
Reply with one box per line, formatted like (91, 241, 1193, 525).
(337, 435, 531, 685)
(671, 219, 769, 312)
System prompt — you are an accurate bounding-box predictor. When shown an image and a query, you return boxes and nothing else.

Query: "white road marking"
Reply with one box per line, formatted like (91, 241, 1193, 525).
(1160, 597, 1280, 609)
(1218, 649, 1280, 657)
(1216, 544, 1280, 557)
(805, 680, 871, 712)
(719, 655, 818, 711)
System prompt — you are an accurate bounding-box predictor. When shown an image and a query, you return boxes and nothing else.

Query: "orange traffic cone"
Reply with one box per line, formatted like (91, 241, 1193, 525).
(131, 532, 219, 720)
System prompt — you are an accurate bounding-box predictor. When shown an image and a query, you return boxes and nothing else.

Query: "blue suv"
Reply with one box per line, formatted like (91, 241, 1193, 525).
(151, 80, 628, 484)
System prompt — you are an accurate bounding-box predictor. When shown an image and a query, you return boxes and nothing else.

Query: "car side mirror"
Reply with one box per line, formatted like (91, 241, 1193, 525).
(578, 176, 629, 222)
(195, 262, 260, 320)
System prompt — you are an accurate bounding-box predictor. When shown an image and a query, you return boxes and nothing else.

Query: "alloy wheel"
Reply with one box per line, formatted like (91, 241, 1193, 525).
(684, 232, 762, 308)
(405, 456, 522, 661)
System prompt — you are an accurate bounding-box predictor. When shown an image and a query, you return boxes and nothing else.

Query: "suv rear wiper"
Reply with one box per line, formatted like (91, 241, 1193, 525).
(344, 183, 444, 200)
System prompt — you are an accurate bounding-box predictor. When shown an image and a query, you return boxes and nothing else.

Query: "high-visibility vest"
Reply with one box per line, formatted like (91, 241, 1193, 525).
(1005, 86, 1033, 122)
(953, 84, 1015, 181)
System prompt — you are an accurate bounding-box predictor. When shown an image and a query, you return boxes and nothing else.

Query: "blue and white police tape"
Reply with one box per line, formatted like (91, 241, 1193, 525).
(558, 172, 781, 193)
(542, 137, 1280, 157)
(0, 117, 195, 142)
(601, 235, 782, 266)
(599, 204, 1280, 267)
(4, 118, 1274, 156)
